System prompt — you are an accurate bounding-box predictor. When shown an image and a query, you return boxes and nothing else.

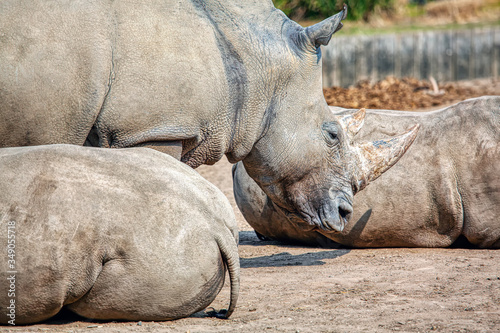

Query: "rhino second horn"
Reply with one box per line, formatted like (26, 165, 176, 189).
(355, 124, 420, 191)
(338, 108, 366, 139)
(305, 3, 347, 47)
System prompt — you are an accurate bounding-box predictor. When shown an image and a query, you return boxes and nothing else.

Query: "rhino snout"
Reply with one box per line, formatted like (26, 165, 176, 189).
(318, 195, 353, 233)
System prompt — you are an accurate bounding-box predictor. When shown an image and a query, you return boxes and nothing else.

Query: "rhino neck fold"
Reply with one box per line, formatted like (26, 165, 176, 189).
(188, 0, 297, 164)
(190, 0, 249, 163)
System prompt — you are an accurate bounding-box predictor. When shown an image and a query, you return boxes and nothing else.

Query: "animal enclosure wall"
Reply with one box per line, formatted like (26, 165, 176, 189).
(321, 26, 500, 87)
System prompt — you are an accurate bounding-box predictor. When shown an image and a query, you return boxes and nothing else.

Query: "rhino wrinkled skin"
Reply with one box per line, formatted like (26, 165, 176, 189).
(0, 0, 360, 231)
(0, 145, 239, 324)
(233, 97, 500, 248)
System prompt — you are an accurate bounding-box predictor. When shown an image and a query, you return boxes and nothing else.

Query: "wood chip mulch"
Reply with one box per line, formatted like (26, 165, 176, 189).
(323, 76, 496, 110)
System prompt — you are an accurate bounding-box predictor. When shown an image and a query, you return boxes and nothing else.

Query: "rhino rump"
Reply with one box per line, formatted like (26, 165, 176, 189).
(0, 144, 239, 324)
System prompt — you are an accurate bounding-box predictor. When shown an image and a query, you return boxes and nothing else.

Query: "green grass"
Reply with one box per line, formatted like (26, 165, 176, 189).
(299, 18, 500, 36)
(294, 0, 500, 36)
(336, 20, 500, 36)
(405, 4, 426, 19)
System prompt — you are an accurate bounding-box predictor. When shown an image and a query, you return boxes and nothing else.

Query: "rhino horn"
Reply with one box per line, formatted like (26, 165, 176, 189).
(338, 108, 366, 139)
(305, 3, 347, 47)
(355, 124, 420, 191)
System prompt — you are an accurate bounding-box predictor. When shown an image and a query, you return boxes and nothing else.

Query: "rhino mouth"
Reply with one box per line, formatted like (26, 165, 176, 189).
(273, 196, 353, 233)
(317, 199, 353, 233)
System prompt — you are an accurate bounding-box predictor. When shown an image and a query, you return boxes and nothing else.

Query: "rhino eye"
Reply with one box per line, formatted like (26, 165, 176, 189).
(327, 130, 337, 141)
(322, 122, 339, 144)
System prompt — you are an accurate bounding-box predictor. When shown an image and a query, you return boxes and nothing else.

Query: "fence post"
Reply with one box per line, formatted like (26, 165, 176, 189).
(322, 26, 500, 87)
(494, 28, 500, 79)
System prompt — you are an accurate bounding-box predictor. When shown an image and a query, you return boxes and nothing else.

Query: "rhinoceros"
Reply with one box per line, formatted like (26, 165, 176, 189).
(0, 145, 239, 324)
(0, 0, 417, 232)
(233, 96, 500, 248)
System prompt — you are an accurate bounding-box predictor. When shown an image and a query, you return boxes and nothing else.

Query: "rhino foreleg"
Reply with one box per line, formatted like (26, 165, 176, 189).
(136, 141, 183, 160)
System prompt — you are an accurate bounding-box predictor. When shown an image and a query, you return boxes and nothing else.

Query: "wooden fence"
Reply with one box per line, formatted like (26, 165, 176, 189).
(321, 26, 500, 87)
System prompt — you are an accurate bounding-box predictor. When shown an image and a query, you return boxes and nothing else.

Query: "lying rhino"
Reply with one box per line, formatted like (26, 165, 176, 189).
(0, 145, 239, 324)
(233, 96, 500, 248)
(1, 1, 416, 232)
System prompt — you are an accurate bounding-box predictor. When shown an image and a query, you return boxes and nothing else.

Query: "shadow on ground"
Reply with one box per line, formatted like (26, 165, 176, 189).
(39, 308, 93, 325)
(238, 230, 343, 248)
(240, 250, 350, 268)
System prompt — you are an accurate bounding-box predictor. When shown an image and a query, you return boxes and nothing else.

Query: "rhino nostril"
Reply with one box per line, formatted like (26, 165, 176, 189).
(318, 199, 353, 232)
(339, 207, 349, 220)
(338, 202, 353, 221)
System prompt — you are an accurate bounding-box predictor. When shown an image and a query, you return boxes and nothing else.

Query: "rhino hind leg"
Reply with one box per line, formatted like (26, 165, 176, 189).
(3, 270, 70, 325)
(66, 253, 226, 321)
(10, 298, 64, 325)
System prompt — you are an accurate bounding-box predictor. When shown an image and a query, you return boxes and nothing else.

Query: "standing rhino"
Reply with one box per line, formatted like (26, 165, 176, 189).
(233, 96, 500, 248)
(0, 145, 239, 324)
(1, 0, 416, 231)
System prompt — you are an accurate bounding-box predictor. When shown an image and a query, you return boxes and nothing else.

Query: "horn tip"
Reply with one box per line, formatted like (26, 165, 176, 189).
(410, 123, 421, 131)
(407, 123, 421, 140)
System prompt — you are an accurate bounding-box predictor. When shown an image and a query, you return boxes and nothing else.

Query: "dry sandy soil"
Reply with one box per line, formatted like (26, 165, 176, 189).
(8, 81, 499, 332)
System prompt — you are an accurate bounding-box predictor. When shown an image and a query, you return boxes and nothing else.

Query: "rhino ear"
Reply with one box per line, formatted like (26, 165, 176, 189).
(355, 124, 420, 191)
(305, 4, 347, 47)
(337, 108, 366, 139)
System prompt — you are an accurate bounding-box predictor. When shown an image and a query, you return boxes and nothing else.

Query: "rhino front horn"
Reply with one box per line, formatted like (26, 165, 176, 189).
(355, 124, 420, 191)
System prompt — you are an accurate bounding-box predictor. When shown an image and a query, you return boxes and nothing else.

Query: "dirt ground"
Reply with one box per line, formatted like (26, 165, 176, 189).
(9, 80, 499, 332)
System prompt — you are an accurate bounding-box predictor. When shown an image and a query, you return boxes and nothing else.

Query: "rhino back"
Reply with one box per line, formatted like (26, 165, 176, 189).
(96, 1, 228, 152)
(1, 0, 294, 168)
(0, 0, 113, 147)
(96, 0, 293, 167)
(0, 144, 238, 323)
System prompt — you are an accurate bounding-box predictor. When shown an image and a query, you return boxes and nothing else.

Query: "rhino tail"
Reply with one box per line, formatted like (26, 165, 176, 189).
(214, 232, 240, 319)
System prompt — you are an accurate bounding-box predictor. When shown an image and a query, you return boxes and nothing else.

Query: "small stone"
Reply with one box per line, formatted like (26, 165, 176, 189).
(137, 321, 142, 326)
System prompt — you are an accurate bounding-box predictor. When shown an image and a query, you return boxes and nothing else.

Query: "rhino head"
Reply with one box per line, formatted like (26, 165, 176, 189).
(239, 6, 418, 233)
(244, 103, 418, 233)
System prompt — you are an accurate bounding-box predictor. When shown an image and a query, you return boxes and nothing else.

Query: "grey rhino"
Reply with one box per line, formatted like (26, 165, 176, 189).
(1, 0, 416, 232)
(233, 96, 500, 248)
(0, 145, 239, 324)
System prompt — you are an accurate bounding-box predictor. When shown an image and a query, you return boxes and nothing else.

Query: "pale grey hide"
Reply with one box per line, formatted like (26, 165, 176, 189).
(233, 96, 500, 248)
(0, 1, 415, 232)
(0, 145, 239, 324)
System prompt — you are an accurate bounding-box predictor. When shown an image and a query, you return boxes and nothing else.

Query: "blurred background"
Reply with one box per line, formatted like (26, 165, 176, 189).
(273, 0, 500, 110)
